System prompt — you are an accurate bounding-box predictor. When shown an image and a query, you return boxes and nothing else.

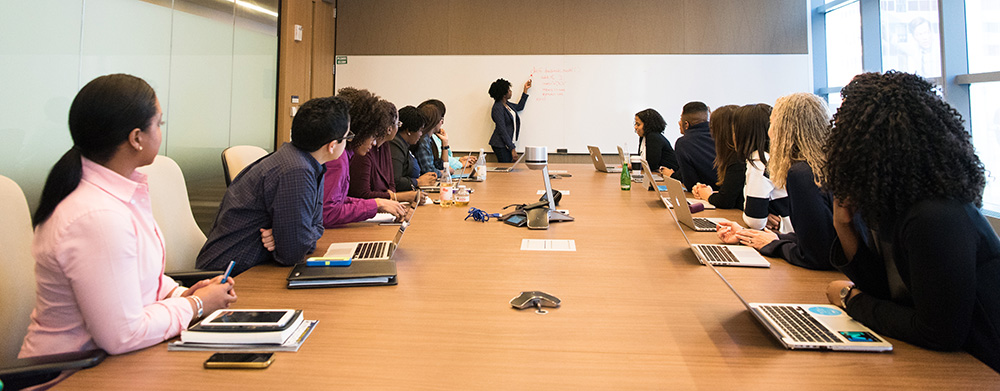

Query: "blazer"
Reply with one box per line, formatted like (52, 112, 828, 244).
(488, 93, 528, 150)
(832, 200, 1000, 372)
(641, 132, 680, 174)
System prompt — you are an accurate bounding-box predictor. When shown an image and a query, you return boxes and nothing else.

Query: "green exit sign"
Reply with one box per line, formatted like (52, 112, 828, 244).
(335, 56, 347, 65)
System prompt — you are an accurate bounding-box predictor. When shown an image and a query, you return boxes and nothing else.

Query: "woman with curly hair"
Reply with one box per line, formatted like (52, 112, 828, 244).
(633, 108, 681, 179)
(488, 78, 531, 162)
(322, 87, 408, 227)
(822, 71, 1000, 372)
(718, 93, 836, 270)
(692, 104, 743, 209)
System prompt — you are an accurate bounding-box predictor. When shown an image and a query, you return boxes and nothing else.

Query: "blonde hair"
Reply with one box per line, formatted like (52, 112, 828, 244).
(768, 93, 831, 188)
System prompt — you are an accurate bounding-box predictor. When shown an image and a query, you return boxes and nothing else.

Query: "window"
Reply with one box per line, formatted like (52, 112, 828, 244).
(879, 0, 941, 80)
(971, 82, 1000, 212)
(966, 0, 1000, 73)
(826, 2, 864, 88)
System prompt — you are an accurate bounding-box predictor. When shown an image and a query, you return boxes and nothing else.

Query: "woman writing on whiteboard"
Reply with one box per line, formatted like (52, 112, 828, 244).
(488, 78, 531, 163)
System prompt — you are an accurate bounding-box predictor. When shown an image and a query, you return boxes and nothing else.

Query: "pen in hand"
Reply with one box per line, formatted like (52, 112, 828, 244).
(220, 260, 235, 284)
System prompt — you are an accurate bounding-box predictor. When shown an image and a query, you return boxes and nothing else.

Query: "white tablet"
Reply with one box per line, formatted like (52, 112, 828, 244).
(199, 309, 298, 329)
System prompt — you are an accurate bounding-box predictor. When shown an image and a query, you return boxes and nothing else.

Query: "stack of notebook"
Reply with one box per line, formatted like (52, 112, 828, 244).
(169, 309, 317, 352)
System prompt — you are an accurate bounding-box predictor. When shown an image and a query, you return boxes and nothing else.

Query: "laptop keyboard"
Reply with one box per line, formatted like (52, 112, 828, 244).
(760, 305, 841, 343)
(699, 245, 739, 264)
(693, 218, 717, 230)
(354, 242, 386, 259)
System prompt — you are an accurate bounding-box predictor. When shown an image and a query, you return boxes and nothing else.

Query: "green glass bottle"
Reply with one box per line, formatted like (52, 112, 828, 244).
(620, 161, 631, 190)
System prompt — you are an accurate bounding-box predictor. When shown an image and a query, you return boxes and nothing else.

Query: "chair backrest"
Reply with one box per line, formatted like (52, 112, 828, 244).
(136, 155, 207, 273)
(222, 145, 268, 186)
(0, 175, 36, 361)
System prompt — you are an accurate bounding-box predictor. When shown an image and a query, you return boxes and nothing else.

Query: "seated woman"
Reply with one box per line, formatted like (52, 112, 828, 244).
(425, 100, 477, 176)
(633, 108, 681, 181)
(725, 103, 789, 231)
(822, 71, 1000, 372)
(691, 105, 744, 209)
(718, 94, 836, 270)
(348, 100, 423, 205)
(414, 101, 446, 177)
(322, 88, 407, 227)
(390, 106, 437, 192)
(20, 74, 237, 361)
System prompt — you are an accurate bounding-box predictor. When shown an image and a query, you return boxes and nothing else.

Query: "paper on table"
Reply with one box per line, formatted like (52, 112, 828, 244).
(520, 239, 577, 251)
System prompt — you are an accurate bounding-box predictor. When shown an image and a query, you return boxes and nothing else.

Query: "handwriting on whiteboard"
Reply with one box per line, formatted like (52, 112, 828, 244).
(531, 66, 576, 102)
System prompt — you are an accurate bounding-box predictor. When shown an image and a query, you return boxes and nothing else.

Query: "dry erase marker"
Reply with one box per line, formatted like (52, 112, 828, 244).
(220, 261, 235, 283)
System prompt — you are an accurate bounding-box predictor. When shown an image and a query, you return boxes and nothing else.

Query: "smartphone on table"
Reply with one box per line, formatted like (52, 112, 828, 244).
(203, 352, 275, 369)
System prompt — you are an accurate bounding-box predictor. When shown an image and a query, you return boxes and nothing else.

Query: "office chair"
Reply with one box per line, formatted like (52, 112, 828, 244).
(0, 175, 105, 388)
(221, 145, 267, 186)
(136, 155, 218, 286)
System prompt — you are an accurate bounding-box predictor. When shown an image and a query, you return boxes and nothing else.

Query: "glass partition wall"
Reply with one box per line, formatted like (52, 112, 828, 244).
(0, 0, 278, 213)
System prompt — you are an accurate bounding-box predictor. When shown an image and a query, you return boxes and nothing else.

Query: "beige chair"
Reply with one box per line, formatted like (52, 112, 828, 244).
(0, 175, 105, 387)
(136, 155, 207, 274)
(0, 175, 37, 362)
(221, 145, 268, 186)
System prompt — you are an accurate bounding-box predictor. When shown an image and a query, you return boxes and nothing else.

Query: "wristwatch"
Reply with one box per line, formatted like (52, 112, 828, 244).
(839, 285, 857, 309)
(441, 145, 450, 150)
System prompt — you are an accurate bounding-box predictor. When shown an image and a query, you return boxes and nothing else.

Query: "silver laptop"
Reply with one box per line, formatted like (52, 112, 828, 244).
(586, 145, 621, 173)
(617, 145, 644, 181)
(490, 152, 524, 172)
(319, 207, 415, 261)
(640, 161, 719, 220)
(697, 244, 892, 351)
(661, 181, 770, 268)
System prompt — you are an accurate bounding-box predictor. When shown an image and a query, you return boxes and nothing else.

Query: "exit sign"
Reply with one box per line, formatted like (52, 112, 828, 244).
(335, 56, 347, 65)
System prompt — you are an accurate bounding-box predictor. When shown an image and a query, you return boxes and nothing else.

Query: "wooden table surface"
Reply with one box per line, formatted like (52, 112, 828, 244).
(55, 164, 999, 390)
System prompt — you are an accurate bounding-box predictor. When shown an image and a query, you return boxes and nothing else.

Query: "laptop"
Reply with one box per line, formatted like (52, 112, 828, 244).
(662, 182, 770, 268)
(694, 240, 892, 351)
(421, 152, 482, 192)
(489, 152, 524, 172)
(319, 207, 416, 261)
(587, 145, 621, 173)
(640, 161, 718, 218)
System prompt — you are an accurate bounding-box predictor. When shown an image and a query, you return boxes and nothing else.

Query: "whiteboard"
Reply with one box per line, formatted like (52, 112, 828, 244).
(334, 55, 812, 154)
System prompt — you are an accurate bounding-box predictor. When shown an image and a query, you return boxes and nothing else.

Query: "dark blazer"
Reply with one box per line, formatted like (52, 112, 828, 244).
(641, 132, 680, 178)
(389, 135, 419, 192)
(832, 200, 1000, 372)
(488, 93, 528, 150)
(674, 122, 719, 190)
(708, 161, 746, 210)
(758, 162, 835, 270)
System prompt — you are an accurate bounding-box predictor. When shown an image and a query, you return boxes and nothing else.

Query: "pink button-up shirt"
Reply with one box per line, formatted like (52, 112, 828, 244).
(19, 157, 193, 357)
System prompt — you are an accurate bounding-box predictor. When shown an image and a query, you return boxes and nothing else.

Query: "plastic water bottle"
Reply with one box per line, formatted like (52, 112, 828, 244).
(474, 148, 487, 181)
(440, 175, 453, 207)
(455, 185, 470, 206)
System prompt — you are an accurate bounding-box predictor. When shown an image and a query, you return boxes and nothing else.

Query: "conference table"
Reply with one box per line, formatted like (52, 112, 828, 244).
(56, 164, 999, 390)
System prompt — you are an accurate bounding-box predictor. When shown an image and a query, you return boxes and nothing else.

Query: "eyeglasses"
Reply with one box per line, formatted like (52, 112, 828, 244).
(334, 129, 355, 142)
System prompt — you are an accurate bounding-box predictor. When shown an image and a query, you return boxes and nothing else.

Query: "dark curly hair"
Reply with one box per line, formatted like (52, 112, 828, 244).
(488, 79, 511, 101)
(635, 108, 666, 135)
(398, 106, 425, 136)
(823, 71, 985, 229)
(336, 87, 392, 150)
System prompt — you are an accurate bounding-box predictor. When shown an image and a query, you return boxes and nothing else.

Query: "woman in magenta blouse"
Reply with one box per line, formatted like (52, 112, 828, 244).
(322, 88, 408, 227)
(20, 74, 237, 361)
